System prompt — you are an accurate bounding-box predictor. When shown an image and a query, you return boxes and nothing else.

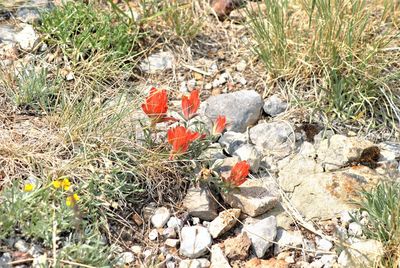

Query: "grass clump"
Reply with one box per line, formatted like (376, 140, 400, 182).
(247, 0, 400, 133)
(37, 1, 143, 83)
(355, 181, 400, 266)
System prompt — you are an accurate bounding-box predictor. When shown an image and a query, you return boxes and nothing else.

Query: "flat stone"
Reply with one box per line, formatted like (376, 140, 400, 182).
(242, 216, 277, 258)
(223, 232, 251, 260)
(317, 135, 375, 171)
(183, 185, 218, 221)
(249, 122, 296, 158)
(151, 207, 171, 228)
(210, 245, 231, 268)
(279, 166, 387, 220)
(208, 209, 241, 238)
(337, 239, 383, 267)
(263, 95, 288, 116)
(180, 226, 212, 258)
(203, 90, 263, 133)
(222, 178, 279, 217)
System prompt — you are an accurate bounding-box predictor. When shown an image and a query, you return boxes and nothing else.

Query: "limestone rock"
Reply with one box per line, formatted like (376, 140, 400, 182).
(203, 90, 263, 133)
(165, 239, 180, 248)
(243, 216, 277, 258)
(183, 185, 218, 221)
(222, 178, 279, 217)
(263, 95, 288, 116)
(317, 135, 375, 171)
(337, 239, 384, 267)
(139, 51, 174, 73)
(219, 131, 248, 155)
(274, 228, 303, 254)
(180, 226, 212, 258)
(151, 207, 171, 228)
(223, 232, 251, 260)
(249, 122, 295, 158)
(210, 244, 231, 268)
(208, 209, 241, 238)
(233, 144, 261, 172)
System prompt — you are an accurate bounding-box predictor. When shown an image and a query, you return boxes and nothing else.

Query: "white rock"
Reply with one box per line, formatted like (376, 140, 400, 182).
(167, 260, 176, 268)
(249, 121, 296, 158)
(163, 227, 177, 239)
(338, 239, 383, 267)
(219, 131, 247, 155)
(263, 95, 288, 116)
(348, 222, 363, 236)
(149, 229, 158, 240)
(274, 228, 303, 254)
(236, 60, 247, 72)
(208, 209, 241, 238)
(205, 83, 212, 90)
(116, 252, 135, 265)
(242, 216, 277, 258)
(192, 217, 201, 225)
(183, 186, 218, 221)
(14, 239, 29, 252)
(179, 259, 210, 268)
(165, 239, 180, 248)
(139, 51, 174, 73)
(319, 254, 337, 267)
(210, 245, 231, 268)
(151, 207, 171, 228)
(180, 226, 212, 258)
(340, 210, 354, 225)
(233, 144, 261, 172)
(167, 217, 183, 230)
(316, 238, 333, 251)
(222, 178, 279, 217)
(15, 24, 38, 51)
(130, 245, 142, 254)
(32, 254, 47, 268)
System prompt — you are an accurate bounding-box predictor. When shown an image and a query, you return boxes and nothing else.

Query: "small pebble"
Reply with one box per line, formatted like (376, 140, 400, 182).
(165, 239, 180, 248)
(167, 217, 183, 230)
(149, 229, 158, 241)
(192, 217, 200, 225)
(236, 60, 247, 72)
(163, 227, 177, 239)
(14, 239, 29, 253)
(348, 222, 363, 236)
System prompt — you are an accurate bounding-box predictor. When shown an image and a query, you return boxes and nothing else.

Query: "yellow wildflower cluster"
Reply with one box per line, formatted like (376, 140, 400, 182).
(66, 193, 80, 207)
(23, 183, 34, 192)
(52, 178, 71, 191)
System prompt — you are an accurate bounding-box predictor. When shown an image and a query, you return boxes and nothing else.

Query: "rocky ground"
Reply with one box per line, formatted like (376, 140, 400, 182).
(0, 0, 399, 268)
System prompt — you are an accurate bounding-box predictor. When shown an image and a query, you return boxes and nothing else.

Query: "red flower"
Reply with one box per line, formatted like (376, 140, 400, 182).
(212, 115, 226, 135)
(226, 161, 250, 186)
(182, 89, 200, 120)
(142, 88, 176, 126)
(167, 126, 200, 159)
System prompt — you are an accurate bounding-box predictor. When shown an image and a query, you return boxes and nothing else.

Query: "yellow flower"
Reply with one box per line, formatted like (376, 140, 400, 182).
(61, 178, 71, 191)
(66, 193, 80, 207)
(24, 183, 34, 192)
(52, 180, 61, 189)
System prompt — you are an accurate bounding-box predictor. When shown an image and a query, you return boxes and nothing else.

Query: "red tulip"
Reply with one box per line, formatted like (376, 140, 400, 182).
(182, 89, 200, 120)
(212, 115, 226, 135)
(226, 160, 250, 186)
(167, 126, 200, 159)
(142, 88, 176, 126)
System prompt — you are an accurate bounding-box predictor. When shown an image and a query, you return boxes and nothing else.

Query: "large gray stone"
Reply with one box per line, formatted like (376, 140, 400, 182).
(203, 90, 263, 132)
(183, 185, 218, 221)
(249, 121, 296, 158)
(180, 226, 212, 258)
(222, 178, 279, 217)
(242, 216, 277, 258)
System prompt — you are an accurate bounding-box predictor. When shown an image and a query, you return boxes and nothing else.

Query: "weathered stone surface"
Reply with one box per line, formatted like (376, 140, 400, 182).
(210, 244, 231, 268)
(199, 143, 226, 162)
(179, 259, 210, 268)
(263, 95, 288, 117)
(223, 232, 251, 260)
(245, 258, 289, 268)
(16, 7, 41, 23)
(0, 23, 38, 51)
(165, 238, 180, 248)
(222, 178, 279, 217)
(233, 144, 261, 172)
(249, 122, 296, 158)
(274, 228, 303, 254)
(183, 185, 218, 221)
(378, 141, 400, 161)
(139, 51, 174, 73)
(348, 222, 363, 236)
(180, 226, 212, 258)
(279, 166, 386, 220)
(151, 207, 171, 228)
(116, 252, 135, 266)
(208, 209, 241, 238)
(242, 216, 277, 258)
(203, 90, 263, 132)
(317, 134, 375, 171)
(219, 131, 248, 155)
(337, 239, 384, 267)
(167, 216, 183, 230)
